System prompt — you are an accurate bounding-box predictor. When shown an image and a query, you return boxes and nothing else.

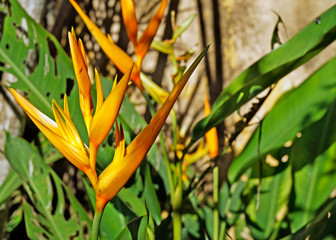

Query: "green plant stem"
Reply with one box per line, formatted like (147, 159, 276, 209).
(172, 161, 183, 240)
(173, 209, 182, 240)
(213, 166, 219, 240)
(219, 220, 226, 240)
(91, 209, 103, 240)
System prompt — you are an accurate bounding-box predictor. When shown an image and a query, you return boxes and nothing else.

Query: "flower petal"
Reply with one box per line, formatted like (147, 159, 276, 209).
(9, 89, 90, 171)
(90, 65, 132, 147)
(204, 93, 218, 158)
(121, 0, 138, 47)
(68, 30, 91, 101)
(9, 89, 58, 132)
(94, 69, 103, 113)
(69, 0, 143, 90)
(68, 30, 93, 128)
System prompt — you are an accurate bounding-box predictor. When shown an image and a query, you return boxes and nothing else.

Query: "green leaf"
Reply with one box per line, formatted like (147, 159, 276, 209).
(172, 14, 196, 41)
(115, 215, 148, 240)
(245, 163, 292, 239)
(143, 163, 161, 224)
(289, 102, 336, 231)
(286, 196, 336, 240)
(191, 5, 336, 144)
(0, 170, 21, 205)
(228, 56, 336, 182)
(182, 213, 201, 239)
(202, 205, 214, 239)
(118, 187, 147, 217)
(0, 0, 86, 141)
(4, 133, 91, 239)
(151, 40, 173, 55)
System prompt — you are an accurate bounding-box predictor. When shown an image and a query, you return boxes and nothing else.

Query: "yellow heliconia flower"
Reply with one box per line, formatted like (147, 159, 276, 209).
(10, 31, 132, 191)
(204, 93, 219, 158)
(68, 0, 142, 90)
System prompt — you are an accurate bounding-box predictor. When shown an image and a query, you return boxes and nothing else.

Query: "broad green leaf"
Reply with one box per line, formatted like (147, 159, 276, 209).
(0, 170, 20, 205)
(115, 215, 148, 240)
(289, 102, 336, 231)
(6, 192, 23, 232)
(228, 56, 336, 182)
(245, 163, 292, 239)
(290, 141, 336, 232)
(190, 5, 336, 144)
(4, 133, 91, 239)
(0, 0, 86, 140)
(285, 196, 336, 240)
(0, 132, 63, 205)
(118, 187, 147, 217)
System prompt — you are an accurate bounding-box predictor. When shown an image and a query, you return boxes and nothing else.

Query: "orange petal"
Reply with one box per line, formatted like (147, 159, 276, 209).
(97, 47, 208, 201)
(204, 94, 218, 158)
(121, 0, 138, 47)
(68, 30, 93, 128)
(94, 69, 103, 113)
(68, 30, 91, 100)
(136, 0, 168, 65)
(90, 65, 132, 147)
(69, 0, 143, 90)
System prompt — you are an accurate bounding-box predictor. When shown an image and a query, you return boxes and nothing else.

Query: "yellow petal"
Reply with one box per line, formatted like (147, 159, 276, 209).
(204, 94, 218, 158)
(9, 89, 58, 133)
(121, 0, 138, 47)
(90, 65, 132, 147)
(69, 0, 143, 90)
(98, 47, 208, 201)
(52, 99, 84, 150)
(9, 89, 90, 171)
(136, 0, 168, 65)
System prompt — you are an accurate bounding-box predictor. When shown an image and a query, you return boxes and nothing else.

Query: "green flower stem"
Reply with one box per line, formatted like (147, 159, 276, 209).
(170, 110, 178, 151)
(91, 209, 103, 240)
(91, 197, 107, 240)
(219, 221, 226, 240)
(213, 166, 219, 240)
(172, 161, 183, 240)
(173, 209, 182, 240)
